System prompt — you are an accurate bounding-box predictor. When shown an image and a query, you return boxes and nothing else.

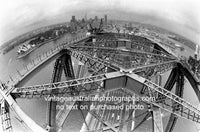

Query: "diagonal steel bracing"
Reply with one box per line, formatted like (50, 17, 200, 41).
(11, 71, 200, 125)
(138, 77, 200, 124)
(73, 40, 172, 58)
(0, 100, 12, 132)
(47, 55, 64, 132)
(68, 47, 177, 76)
(2, 32, 200, 132)
(165, 66, 184, 132)
(92, 33, 172, 55)
(68, 49, 119, 72)
(179, 63, 200, 102)
(55, 53, 76, 130)
(70, 45, 176, 70)
(164, 67, 178, 91)
(12, 72, 113, 96)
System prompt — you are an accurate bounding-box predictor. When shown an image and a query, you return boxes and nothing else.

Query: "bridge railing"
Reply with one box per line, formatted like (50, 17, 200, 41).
(6, 33, 88, 89)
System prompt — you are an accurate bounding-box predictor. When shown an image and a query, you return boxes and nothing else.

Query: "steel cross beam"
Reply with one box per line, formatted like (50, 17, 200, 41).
(12, 71, 200, 124)
(93, 33, 163, 46)
(70, 46, 177, 70)
(74, 40, 171, 58)
(70, 45, 174, 59)
(68, 49, 120, 72)
(12, 58, 177, 97)
(71, 45, 173, 60)
(133, 60, 176, 77)
(67, 46, 176, 80)
(68, 46, 177, 78)
(92, 32, 150, 41)
(126, 73, 200, 124)
(165, 67, 184, 132)
(12, 72, 115, 95)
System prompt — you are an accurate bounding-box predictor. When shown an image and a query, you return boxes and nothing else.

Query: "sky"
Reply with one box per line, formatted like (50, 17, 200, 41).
(0, 0, 200, 45)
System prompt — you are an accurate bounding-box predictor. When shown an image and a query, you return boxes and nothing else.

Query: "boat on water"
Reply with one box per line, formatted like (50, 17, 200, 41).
(17, 43, 36, 59)
(16, 35, 62, 59)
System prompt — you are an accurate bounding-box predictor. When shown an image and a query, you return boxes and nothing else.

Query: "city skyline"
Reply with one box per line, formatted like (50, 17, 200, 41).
(0, 0, 200, 45)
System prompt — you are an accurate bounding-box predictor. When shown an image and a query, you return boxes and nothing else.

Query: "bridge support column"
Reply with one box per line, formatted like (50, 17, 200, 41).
(47, 57, 63, 132)
(153, 74, 164, 132)
(75, 62, 86, 79)
(47, 101, 57, 132)
(55, 53, 76, 130)
(153, 107, 164, 132)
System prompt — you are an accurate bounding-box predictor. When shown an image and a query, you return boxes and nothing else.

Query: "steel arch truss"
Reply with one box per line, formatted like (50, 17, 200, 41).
(70, 44, 176, 70)
(2, 32, 200, 132)
(11, 71, 200, 125)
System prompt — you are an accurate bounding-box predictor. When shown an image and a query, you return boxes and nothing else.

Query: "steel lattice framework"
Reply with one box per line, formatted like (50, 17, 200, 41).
(0, 32, 200, 132)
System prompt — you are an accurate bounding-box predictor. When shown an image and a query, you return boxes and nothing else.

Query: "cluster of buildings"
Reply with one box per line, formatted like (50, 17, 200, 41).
(69, 15, 108, 32)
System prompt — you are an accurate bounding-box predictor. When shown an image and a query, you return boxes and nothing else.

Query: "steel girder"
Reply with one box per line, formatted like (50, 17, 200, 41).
(140, 79, 200, 124)
(55, 53, 76, 130)
(0, 84, 47, 132)
(3, 32, 199, 132)
(12, 72, 110, 97)
(164, 67, 178, 91)
(132, 60, 176, 77)
(12, 71, 200, 124)
(12, 57, 177, 97)
(71, 45, 174, 59)
(69, 47, 176, 77)
(68, 49, 119, 73)
(165, 66, 184, 132)
(179, 63, 200, 102)
(70, 45, 176, 70)
(47, 54, 64, 132)
(60, 54, 75, 79)
(0, 100, 12, 132)
(180, 58, 200, 83)
(125, 73, 200, 124)
(74, 40, 169, 57)
(93, 33, 171, 55)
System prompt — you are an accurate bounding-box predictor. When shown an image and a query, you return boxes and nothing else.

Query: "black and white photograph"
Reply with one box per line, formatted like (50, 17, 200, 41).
(0, 0, 200, 132)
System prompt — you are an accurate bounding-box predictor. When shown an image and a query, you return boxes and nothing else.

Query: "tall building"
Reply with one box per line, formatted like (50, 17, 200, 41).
(95, 16, 98, 21)
(104, 14, 107, 26)
(71, 16, 76, 23)
(85, 13, 87, 21)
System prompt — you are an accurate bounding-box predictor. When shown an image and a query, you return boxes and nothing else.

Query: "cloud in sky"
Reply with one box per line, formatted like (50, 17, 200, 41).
(0, 0, 200, 44)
